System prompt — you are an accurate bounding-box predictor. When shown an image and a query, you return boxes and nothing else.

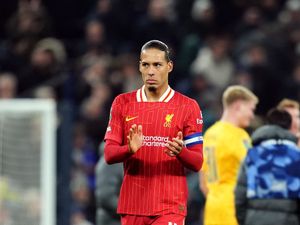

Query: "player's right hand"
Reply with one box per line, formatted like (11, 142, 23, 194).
(127, 124, 143, 154)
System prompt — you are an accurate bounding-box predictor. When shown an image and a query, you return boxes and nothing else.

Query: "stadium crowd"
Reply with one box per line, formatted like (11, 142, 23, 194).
(1, 0, 300, 225)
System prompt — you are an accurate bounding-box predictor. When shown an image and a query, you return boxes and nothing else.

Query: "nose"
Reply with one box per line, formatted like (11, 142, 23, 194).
(148, 65, 155, 76)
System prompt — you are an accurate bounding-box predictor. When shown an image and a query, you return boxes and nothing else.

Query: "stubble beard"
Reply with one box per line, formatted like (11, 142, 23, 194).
(148, 86, 157, 93)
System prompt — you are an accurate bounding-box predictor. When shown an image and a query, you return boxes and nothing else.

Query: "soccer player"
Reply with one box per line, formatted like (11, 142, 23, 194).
(276, 98, 300, 146)
(104, 40, 204, 225)
(199, 85, 258, 225)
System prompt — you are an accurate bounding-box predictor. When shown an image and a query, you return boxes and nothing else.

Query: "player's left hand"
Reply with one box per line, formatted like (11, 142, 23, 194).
(165, 131, 184, 157)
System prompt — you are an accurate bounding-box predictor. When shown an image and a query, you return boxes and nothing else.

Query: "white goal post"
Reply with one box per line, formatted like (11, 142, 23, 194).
(0, 99, 56, 225)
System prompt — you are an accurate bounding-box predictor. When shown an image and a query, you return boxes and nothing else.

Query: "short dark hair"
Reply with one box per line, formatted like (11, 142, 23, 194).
(266, 108, 292, 129)
(141, 40, 171, 62)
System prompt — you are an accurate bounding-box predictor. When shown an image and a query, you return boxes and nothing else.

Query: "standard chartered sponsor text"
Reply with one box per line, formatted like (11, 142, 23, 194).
(143, 135, 169, 147)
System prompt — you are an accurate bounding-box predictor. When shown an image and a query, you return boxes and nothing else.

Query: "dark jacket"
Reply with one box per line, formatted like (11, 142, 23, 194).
(235, 125, 300, 225)
(95, 155, 123, 225)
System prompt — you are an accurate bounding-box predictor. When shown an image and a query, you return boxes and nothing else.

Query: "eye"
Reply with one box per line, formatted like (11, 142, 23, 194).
(141, 63, 149, 68)
(154, 63, 161, 68)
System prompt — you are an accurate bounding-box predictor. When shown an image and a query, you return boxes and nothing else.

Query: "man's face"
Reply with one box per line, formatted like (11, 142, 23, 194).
(237, 100, 256, 128)
(284, 107, 300, 135)
(139, 48, 173, 92)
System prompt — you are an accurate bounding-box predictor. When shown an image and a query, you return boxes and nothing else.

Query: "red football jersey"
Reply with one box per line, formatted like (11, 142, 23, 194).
(104, 86, 203, 216)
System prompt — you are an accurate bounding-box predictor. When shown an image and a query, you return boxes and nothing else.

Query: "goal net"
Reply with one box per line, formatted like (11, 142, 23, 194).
(0, 99, 56, 225)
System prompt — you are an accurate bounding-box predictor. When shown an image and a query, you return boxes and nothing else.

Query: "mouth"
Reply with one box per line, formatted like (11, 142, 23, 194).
(146, 79, 157, 85)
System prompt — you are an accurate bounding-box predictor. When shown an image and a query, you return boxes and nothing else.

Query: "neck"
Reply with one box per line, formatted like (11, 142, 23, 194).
(144, 85, 168, 102)
(220, 110, 240, 127)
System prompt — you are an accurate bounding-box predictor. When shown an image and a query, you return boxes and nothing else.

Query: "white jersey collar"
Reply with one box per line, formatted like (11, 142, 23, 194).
(136, 85, 175, 102)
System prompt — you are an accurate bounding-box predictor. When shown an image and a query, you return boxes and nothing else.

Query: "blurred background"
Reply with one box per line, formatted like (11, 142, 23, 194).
(0, 0, 300, 224)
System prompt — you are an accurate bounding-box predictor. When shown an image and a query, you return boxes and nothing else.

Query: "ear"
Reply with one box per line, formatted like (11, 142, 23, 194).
(168, 61, 173, 73)
(232, 100, 241, 111)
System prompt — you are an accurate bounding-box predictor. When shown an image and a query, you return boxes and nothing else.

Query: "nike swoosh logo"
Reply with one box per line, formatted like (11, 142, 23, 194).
(125, 116, 138, 122)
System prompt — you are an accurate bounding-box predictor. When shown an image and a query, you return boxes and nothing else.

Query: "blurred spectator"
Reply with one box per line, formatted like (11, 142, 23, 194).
(84, 20, 106, 51)
(277, 98, 300, 145)
(71, 209, 93, 225)
(279, 0, 300, 25)
(259, 0, 283, 22)
(18, 37, 66, 97)
(75, 19, 111, 60)
(0, 72, 17, 98)
(235, 6, 264, 36)
(190, 0, 217, 37)
(235, 108, 300, 225)
(134, 0, 179, 51)
(113, 53, 143, 93)
(70, 171, 92, 223)
(79, 82, 112, 146)
(284, 61, 300, 101)
(175, 0, 217, 81)
(86, 0, 134, 52)
(95, 142, 123, 225)
(0, 0, 52, 73)
(190, 34, 234, 97)
(72, 123, 99, 191)
(71, 123, 99, 223)
(75, 57, 112, 104)
(234, 69, 253, 90)
(7, 0, 50, 37)
(237, 42, 284, 114)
